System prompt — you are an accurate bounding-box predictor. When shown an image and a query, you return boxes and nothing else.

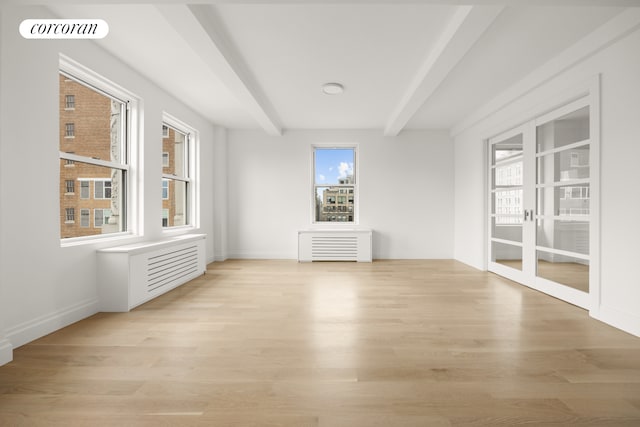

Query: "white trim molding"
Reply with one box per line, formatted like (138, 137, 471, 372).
(5, 298, 99, 349)
(0, 336, 12, 366)
(592, 305, 640, 338)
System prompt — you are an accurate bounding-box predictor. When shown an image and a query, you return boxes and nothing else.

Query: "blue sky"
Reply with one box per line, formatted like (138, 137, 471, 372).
(315, 148, 354, 185)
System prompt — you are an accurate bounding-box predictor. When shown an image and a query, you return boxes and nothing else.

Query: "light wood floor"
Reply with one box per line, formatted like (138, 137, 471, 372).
(1, 260, 640, 426)
(497, 259, 590, 292)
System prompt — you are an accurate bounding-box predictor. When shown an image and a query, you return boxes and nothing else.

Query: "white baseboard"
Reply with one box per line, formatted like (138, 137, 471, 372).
(0, 337, 13, 366)
(6, 298, 99, 349)
(591, 304, 640, 338)
(227, 252, 296, 260)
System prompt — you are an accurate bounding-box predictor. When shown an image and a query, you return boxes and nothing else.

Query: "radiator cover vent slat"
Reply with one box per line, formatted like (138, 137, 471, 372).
(298, 229, 372, 262)
(146, 245, 200, 292)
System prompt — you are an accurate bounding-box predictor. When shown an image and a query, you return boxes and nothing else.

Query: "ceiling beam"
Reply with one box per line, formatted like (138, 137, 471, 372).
(156, 4, 282, 135)
(384, 5, 504, 136)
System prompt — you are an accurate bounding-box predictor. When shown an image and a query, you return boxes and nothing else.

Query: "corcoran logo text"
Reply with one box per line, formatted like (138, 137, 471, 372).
(20, 19, 109, 39)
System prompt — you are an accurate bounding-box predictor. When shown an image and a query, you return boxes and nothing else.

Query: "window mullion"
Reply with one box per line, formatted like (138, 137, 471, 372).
(162, 173, 189, 183)
(59, 151, 127, 171)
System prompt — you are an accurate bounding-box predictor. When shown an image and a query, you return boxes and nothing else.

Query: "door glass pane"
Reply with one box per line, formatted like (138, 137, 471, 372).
(537, 185, 590, 218)
(537, 250, 589, 292)
(492, 241, 522, 271)
(492, 134, 523, 187)
(491, 133, 524, 272)
(536, 218, 589, 255)
(537, 106, 589, 152)
(492, 217, 523, 242)
(492, 189, 523, 217)
(537, 146, 590, 184)
(492, 134, 523, 165)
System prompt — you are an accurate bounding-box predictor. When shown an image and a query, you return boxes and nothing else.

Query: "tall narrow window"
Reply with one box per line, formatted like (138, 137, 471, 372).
(65, 208, 75, 223)
(65, 95, 75, 109)
(161, 118, 194, 228)
(80, 180, 89, 199)
(65, 123, 75, 138)
(65, 180, 75, 194)
(313, 147, 356, 223)
(59, 67, 130, 240)
(80, 209, 90, 227)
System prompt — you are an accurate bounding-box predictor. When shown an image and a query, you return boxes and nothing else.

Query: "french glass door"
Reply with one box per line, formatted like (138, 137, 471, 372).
(488, 97, 593, 309)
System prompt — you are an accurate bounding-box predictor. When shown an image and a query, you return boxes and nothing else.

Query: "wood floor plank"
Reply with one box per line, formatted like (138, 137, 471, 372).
(1, 259, 640, 425)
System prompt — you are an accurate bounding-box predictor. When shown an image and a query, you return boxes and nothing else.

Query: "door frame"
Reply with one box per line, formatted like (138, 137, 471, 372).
(485, 76, 600, 312)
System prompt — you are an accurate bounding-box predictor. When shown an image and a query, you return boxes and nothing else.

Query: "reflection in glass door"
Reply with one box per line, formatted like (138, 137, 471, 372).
(535, 102, 591, 301)
(489, 127, 531, 283)
(488, 97, 596, 310)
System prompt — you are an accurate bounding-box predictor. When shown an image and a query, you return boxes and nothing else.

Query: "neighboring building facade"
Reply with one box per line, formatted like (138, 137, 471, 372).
(59, 74, 114, 239)
(317, 176, 354, 222)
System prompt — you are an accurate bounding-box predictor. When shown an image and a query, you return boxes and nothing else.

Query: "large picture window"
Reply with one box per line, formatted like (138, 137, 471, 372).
(313, 146, 356, 223)
(59, 65, 130, 240)
(161, 116, 195, 229)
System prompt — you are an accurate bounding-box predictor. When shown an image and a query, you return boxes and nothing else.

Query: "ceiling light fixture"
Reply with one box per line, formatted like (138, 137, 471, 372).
(322, 82, 344, 95)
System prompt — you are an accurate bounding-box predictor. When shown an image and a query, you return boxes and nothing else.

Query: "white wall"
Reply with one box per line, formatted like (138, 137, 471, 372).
(0, 5, 218, 360)
(227, 129, 454, 260)
(453, 13, 640, 336)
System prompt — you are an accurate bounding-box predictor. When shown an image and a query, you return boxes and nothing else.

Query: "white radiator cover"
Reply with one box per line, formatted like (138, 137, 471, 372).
(298, 229, 372, 262)
(97, 234, 206, 311)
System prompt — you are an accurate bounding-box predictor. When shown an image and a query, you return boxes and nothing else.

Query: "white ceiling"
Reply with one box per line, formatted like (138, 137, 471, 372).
(45, 1, 631, 135)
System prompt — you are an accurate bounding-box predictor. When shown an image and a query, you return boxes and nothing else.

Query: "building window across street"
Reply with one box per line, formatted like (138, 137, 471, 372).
(313, 146, 356, 223)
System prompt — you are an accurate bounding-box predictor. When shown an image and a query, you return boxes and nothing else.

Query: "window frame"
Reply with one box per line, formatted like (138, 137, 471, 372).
(65, 122, 75, 138)
(311, 144, 358, 225)
(65, 94, 75, 110)
(93, 179, 112, 200)
(59, 54, 140, 245)
(65, 179, 75, 194)
(161, 113, 199, 232)
(80, 209, 90, 228)
(65, 208, 75, 223)
(162, 178, 169, 200)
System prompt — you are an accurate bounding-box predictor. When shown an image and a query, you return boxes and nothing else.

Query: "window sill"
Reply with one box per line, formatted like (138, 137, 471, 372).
(162, 225, 196, 235)
(60, 231, 139, 248)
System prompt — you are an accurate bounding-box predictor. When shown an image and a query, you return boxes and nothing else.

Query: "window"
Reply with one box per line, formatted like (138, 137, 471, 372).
(162, 179, 169, 200)
(59, 60, 133, 241)
(162, 209, 169, 227)
(94, 209, 112, 227)
(65, 208, 75, 223)
(80, 209, 90, 227)
(313, 146, 356, 223)
(65, 123, 75, 138)
(65, 180, 75, 194)
(65, 95, 75, 109)
(94, 179, 112, 199)
(80, 181, 89, 199)
(161, 115, 196, 229)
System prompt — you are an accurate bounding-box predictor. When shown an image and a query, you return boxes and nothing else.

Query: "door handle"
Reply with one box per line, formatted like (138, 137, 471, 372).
(524, 209, 534, 222)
